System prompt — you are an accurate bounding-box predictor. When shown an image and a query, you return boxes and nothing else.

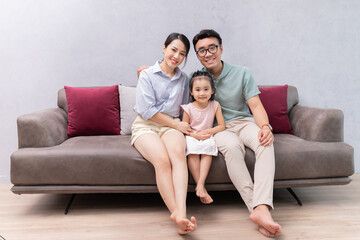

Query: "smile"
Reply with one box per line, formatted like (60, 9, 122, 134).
(205, 57, 216, 63)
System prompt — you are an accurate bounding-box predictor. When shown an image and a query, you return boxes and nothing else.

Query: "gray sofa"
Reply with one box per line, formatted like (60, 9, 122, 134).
(10, 85, 354, 208)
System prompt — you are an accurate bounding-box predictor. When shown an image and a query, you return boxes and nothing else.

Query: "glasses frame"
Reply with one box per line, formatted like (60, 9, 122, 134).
(196, 44, 220, 57)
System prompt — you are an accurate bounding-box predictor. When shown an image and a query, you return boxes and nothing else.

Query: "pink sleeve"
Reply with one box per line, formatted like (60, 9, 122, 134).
(212, 101, 219, 113)
(181, 104, 190, 116)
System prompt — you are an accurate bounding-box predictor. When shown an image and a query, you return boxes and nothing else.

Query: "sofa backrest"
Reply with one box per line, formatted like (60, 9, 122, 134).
(57, 85, 299, 114)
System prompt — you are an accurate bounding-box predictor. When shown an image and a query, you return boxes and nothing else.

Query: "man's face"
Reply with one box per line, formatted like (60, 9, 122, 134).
(195, 37, 223, 70)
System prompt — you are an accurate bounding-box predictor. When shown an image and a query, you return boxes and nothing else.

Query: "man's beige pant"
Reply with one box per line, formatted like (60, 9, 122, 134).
(214, 117, 275, 212)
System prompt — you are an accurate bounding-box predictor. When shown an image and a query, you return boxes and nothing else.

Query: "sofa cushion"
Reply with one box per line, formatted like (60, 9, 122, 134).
(259, 85, 294, 134)
(118, 85, 138, 135)
(10, 134, 354, 186)
(65, 85, 120, 137)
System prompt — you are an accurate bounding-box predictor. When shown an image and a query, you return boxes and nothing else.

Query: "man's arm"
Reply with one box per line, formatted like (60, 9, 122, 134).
(247, 95, 274, 146)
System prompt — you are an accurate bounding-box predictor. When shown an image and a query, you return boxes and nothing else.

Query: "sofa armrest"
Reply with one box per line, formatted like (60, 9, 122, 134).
(289, 105, 344, 142)
(17, 108, 68, 148)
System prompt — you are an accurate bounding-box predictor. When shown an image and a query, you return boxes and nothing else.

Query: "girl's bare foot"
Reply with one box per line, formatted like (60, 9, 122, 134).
(196, 185, 213, 204)
(249, 205, 281, 237)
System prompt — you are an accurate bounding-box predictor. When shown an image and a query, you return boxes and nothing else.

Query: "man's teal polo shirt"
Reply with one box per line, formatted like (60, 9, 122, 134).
(201, 61, 260, 123)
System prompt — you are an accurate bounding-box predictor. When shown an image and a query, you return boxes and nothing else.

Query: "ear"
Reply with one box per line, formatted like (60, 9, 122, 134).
(162, 45, 166, 54)
(190, 89, 194, 96)
(219, 44, 223, 54)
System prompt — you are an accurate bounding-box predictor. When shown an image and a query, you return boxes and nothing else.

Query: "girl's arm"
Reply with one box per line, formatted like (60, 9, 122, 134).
(198, 105, 225, 135)
(182, 111, 209, 140)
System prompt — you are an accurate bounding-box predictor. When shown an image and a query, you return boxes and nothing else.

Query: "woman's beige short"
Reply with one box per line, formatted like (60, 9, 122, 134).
(131, 115, 181, 145)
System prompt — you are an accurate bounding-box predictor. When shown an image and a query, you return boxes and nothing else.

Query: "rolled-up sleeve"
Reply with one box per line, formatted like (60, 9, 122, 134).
(134, 71, 159, 120)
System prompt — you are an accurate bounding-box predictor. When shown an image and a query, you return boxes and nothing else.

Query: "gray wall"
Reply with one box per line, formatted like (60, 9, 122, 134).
(0, 0, 359, 183)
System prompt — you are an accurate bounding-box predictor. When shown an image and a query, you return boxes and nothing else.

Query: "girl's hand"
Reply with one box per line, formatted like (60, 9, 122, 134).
(258, 127, 274, 146)
(175, 121, 192, 135)
(192, 131, 211, 140)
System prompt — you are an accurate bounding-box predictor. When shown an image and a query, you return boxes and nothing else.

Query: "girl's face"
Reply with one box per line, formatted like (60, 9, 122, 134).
(162, 39, 187, 70)
(190, 77, 214, 104)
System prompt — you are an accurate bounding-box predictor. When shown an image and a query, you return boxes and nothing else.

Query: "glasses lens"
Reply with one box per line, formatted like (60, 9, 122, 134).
(208, 45, 218, 54)
(198, 49, 206, 57)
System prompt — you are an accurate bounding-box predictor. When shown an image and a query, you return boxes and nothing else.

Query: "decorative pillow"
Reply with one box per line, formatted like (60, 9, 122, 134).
(118, 85, 138, 135)
(258, 85, 294, 134)
(65, 85, 120, 137)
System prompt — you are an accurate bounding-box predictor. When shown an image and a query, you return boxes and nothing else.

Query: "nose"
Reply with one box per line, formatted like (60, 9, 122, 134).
(174, 52, 180, 59)
(205, 49, 212, 57)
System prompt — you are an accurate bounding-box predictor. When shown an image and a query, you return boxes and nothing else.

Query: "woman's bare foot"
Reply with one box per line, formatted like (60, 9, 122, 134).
(196, 185, 213, 204)
(170, 212, 197, 234)
(258, 226, 276, 237)
(249, 205, 281, 237)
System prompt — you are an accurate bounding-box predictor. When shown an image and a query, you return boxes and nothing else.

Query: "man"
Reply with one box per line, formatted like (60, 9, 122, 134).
(192, 29, 281, 237)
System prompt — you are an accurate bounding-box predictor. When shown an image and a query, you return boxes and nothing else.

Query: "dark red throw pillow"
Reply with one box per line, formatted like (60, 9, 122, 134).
(259, 85, 293, 134)
(65, 85, 120, 137)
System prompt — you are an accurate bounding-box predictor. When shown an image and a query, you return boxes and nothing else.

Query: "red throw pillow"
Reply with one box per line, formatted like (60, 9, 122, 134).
(259, 85, 293, 134)
(65, 85, 120, 137)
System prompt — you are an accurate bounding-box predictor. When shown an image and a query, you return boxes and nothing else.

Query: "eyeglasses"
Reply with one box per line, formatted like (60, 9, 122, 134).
(196, 44, 220, 57)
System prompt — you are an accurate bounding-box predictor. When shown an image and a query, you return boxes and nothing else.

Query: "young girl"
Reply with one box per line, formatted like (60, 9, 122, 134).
(181, 71, 225, 204)
(132, 33, 197, 234)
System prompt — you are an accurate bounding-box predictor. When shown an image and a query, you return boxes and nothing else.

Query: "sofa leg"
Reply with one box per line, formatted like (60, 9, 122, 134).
(286, 188, 302, 206)
(64, 194, 77, 215)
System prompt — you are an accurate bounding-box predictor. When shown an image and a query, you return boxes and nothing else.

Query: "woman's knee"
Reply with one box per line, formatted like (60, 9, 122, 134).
(153, 155, 172, 172)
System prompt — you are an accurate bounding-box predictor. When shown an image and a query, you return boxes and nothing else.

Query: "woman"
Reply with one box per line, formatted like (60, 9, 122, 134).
(131, 33, 197, 234)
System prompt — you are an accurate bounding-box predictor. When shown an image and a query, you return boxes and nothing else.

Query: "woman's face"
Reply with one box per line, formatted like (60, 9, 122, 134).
(162, 39, 187, 69)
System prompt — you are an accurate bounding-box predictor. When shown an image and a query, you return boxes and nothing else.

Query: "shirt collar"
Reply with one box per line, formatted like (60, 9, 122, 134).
(201, 60, 228, 82)
(153, 61, 182, 80)
(218, 61, 229, 80)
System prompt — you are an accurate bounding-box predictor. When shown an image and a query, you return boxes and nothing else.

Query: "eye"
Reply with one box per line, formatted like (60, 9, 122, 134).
(198, 49, 206, 55)
(209, 45, 216, 51)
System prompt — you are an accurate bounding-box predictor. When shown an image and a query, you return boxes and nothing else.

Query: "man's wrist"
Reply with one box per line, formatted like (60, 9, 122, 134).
(261, 123, 273, 131)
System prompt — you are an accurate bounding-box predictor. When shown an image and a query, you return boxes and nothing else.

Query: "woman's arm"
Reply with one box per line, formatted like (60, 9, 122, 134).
(247, 95, 273, 146)
(151, 112, 191, 135)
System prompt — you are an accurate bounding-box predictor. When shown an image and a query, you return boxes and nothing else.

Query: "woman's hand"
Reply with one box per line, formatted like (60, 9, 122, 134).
(258, 127, 274, 146)
(175, 121, 192, 135)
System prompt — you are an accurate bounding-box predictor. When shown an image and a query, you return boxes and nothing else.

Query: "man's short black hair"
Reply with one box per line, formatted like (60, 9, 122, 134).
(192, 29, 222, 50)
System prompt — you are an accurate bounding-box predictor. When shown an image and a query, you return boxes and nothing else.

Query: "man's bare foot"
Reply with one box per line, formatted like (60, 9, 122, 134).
(196, 185, 213, 204)
(249, 205, 281, 237)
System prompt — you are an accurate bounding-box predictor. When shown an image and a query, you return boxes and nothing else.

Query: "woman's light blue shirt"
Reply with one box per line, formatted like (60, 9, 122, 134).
(134, 61, 189, 120)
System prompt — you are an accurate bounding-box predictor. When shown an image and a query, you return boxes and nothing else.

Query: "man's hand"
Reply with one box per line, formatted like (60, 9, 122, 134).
(258, 127, 274, 146)
(137, 65, 149, 78)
